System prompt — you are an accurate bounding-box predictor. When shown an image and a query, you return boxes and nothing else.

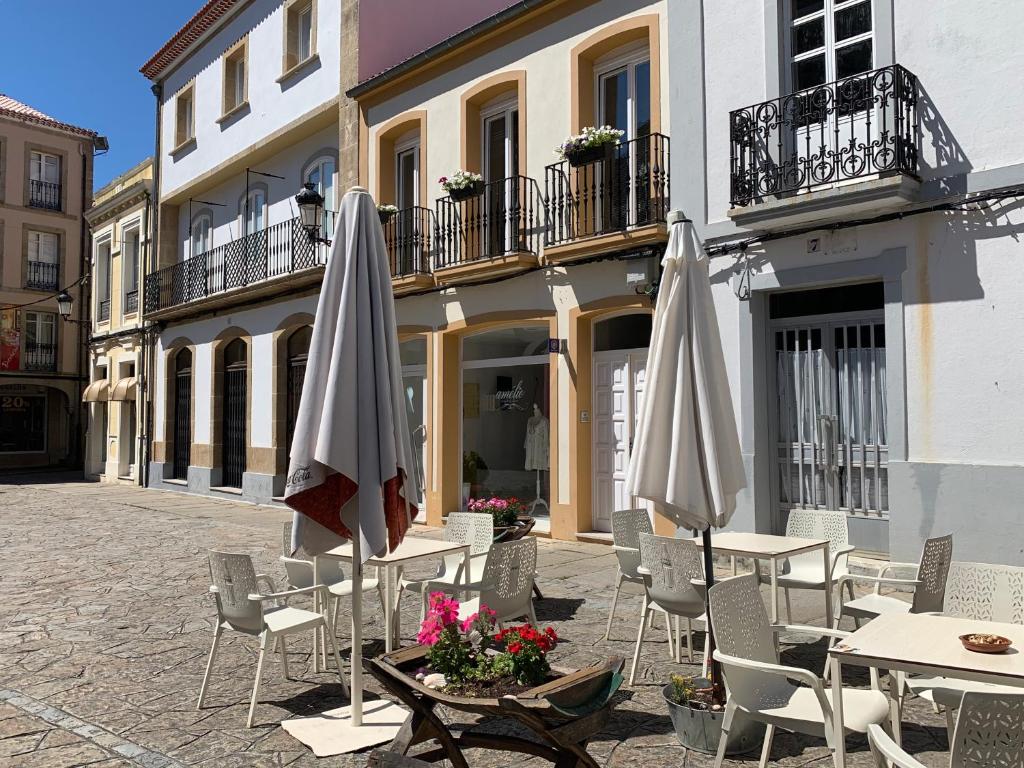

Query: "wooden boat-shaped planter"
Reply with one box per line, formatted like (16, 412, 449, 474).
(369, 644, 624, 768)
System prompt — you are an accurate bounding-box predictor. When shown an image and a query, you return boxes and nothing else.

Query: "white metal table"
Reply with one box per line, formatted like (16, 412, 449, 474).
(828, 612, 1024, 768)
(321, 536, 471, 653)
(691, 531, 833, 626)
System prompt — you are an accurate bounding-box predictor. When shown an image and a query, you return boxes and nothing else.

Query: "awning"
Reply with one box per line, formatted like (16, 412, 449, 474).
(82, 379, 110, 403)
(110, 376, 138, 402)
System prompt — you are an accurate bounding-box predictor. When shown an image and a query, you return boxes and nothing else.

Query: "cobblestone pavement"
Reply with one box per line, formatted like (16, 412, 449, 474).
(0, 478, 952, 767)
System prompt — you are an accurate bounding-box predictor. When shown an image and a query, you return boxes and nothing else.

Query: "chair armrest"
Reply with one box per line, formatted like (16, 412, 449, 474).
(866, 724, 928, 768)
(280, 555, 314, 569)
(772, 624, 851, 641)
(837, 573, 921, 590)
(636, 566, 651, 576)
(249, 584, 326, 602)
(612, 545, 640, 554)
(712, 650, 822, 690)
(254, 574, 278, 594)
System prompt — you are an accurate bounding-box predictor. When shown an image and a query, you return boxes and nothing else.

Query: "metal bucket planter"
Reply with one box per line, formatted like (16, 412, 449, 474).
(565, 143, 613, 167)
(448, 180, 485, 202)
(662, 686, 763, 756)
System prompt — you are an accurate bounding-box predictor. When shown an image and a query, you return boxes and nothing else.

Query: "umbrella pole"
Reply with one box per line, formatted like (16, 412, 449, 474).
(701, 527, 724, 705)
(350, 533, 363, 727)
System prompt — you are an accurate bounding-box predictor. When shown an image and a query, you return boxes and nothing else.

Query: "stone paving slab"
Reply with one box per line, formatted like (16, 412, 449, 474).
(0, 478, 953, 766)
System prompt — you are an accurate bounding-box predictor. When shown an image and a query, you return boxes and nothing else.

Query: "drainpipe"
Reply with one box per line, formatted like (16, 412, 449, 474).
(139, 189, 152, 487)
(76, 142, 90, 473)
(143, 82, 163, 489)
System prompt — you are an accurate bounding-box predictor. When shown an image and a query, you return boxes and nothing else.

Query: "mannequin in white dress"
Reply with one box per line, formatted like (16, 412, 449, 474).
(524, 404, 549, 514)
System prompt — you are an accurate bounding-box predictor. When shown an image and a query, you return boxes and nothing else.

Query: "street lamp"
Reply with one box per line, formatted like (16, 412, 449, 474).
(295, 182, 331, 246)
(57, 289, 74, 320)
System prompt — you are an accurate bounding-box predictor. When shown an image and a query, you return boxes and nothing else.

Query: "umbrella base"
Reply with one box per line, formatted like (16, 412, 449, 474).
(282, 698, 407, 756)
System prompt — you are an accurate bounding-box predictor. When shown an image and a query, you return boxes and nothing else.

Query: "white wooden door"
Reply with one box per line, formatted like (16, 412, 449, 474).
(592, 349, 648, 532)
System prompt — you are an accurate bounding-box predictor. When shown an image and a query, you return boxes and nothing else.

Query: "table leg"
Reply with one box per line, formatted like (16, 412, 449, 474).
(888, 671, 902, 745)
(822, 544, 834, 629)
(384, 565, 394, 653)
(313, 557, 321, 674)
(392, 565, 404, 649)
(770, 558, 780, 625)
(730, 555, 737, 576)
(830, 655, 846, 768)
(462, 548, 470, 602)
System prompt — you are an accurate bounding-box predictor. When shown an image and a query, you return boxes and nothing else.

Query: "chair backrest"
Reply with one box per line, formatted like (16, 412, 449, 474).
(279, 520, 335, 589)
(444, 512, 494, 555)
(639, 533, 706, 616)
(611, 508, 654, 578)
(208, 551, 263, 634)
(911, 534, 954, 614)
(944, 561, 1024, 624)
(950, 691, 1024, 768)
(784, 509, 851, 576)
(708, 575, 795, 712)
(480, 538, 536, 621)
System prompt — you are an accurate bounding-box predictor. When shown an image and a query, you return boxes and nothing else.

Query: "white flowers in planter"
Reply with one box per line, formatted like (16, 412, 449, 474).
(439, 170, 484, 193)
(377, 204, 399, 215)
(555, 125, 625, 159)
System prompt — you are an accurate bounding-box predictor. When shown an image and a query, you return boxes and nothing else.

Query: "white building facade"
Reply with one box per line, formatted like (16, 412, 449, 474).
(669, 0, 1024, 561)
(142, 0, 357, 503)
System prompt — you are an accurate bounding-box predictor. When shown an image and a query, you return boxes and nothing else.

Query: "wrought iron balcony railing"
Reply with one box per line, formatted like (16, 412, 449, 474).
(24, 341, 57, 372)
(382, 206, 433, 278)
(124, 289, 139, 315)
(729, 64, 919, 208)
(98, 299, 111, 322)
(144, 213, 335, 314)
(545, 133, 670, 246)
(435, 175, 542, 269)
(25, 260, 59, 291)
(28, 179, 62, 211)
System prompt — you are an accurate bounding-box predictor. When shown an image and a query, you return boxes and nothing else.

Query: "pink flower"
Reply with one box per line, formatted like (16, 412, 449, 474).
(417, 616, 442, 646)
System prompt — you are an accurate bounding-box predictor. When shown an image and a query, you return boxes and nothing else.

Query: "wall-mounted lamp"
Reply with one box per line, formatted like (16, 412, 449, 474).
(295, 183, 331, 246)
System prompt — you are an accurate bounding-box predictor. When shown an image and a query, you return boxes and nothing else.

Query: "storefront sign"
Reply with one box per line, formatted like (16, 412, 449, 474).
(494, 379, 526, 411)
(0, 311, 19, 371)
(0, 392, 46, 453)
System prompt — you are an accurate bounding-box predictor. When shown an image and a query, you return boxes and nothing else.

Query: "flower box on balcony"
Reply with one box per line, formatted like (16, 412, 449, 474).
(379, 209, 397, 226)
(565, 143, 613, 168)
(449, 179, 486, 202)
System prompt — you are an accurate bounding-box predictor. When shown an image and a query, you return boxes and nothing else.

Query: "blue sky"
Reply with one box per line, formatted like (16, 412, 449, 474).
(0, 1, 202, 190)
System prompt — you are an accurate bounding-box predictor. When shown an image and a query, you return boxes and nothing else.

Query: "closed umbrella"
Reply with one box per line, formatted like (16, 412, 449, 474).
(284, 186, 416, 748)
(625, 210, 746, 695)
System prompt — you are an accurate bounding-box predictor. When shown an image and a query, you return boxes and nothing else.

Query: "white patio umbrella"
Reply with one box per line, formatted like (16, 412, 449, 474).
(625, 210, 746, 693)
(283, 186, 416, 751)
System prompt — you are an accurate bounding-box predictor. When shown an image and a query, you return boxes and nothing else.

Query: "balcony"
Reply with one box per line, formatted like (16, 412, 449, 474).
(144, 214, 333, 318)
(23, 341, 56, 372)
(382, 206, 434, 295)
(434, 176, 542, 285)
(124, 289, 139, 315)
(98, 299, 111, 323)
(728, 64, 920, 228)
(28, 179, 61, 211)
(545, 133, 670, 263)
(25, 260, 58, 291)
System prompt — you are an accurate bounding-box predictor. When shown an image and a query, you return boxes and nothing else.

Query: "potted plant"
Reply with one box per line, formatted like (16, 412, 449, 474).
(440, 170, 485, 202)
(462, 451, 488, 502)
(555, 126, 624, 167)
(467, 496, 528, 531)
(377, 203, 399, 225)
(663, 674, 762, 755)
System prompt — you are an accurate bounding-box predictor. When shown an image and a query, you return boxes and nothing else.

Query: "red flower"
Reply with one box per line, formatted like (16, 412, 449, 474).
(508, 642, 523, 654)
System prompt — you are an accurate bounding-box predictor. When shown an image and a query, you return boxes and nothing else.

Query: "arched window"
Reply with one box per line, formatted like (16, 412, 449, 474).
(243, 188, 266, 235)
(221, 339, 248, 488)
(191, 214, 212, 257)
(304, 156, 336, 233)
(286, 326, 312, 450)
(172, 348, 193, 481)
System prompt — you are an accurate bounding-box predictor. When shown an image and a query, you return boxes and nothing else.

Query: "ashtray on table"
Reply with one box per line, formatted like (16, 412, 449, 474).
(959, 633, 1013, 654)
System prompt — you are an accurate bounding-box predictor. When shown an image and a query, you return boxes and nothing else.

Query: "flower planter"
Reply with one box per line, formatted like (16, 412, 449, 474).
(663, 685, 763, 756)
(565, 143, 613, 167)
(379, 210, 396, 225)
(448, 179, 486, 202)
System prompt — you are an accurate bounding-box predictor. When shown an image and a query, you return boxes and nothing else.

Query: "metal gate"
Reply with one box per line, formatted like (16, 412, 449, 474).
(222, 363, 247, 488)
(771, 311, 888, 527)
(173, 367, 191, 480)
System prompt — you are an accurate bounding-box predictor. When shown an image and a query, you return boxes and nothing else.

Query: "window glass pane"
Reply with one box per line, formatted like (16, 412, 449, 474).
(634, 61, 651, 137)
(793, 17, 825, 55)
(793, 54, 826, 90)
(835, 39, 873, 78)
(835, 1, 872, 42)
(485, 114, 507, 182)
(463, 326, 549, 362)
(793, 0, 824, 19)
(600, 69, 629, 134)
(298, 7, 312, 60)
(400, 338, 427, 366)
(398, 150, 417, 209)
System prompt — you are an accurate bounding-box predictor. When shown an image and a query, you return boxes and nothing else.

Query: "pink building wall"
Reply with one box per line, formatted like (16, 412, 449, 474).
(358, 0, 521, 81)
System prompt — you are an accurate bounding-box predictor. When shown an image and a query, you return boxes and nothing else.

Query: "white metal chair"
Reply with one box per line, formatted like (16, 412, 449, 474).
(398, 512, 493, 621)
(198, 551, 346, 728)
(709, 574, 888, 768)
(763, 509, 855, 623)
(628, 533, 708, 685)
(834, 534, 953, 629)
(605, 508, 654, 640)
(455, 537, 537, 627)
(868, 690, 1024, 768)
(902, 561, 1024, 741)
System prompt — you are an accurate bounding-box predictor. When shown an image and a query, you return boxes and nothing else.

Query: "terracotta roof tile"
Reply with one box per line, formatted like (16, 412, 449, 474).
(141, 0, 240, 81)
(0, 94, 96, 137)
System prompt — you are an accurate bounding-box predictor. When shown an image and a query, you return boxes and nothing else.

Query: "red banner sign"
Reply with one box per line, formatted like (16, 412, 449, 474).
(0, 311, 20, 371)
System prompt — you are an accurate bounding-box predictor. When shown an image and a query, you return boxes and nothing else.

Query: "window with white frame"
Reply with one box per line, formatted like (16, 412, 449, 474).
(28, 151, 61, 208)
(304, 155, 336, 234)
(223, 40, 248, 114)
(243, 189, 266, 236)
(191, 214, 212, 257)
(122, 224, 141, 311)
(284, 0, 316, 72)
(95, 239, 112, 319)
(24, 310, 57, 365)
(394, 134, 419, 210)
(787, 0, 873, 92)
(29, 151, 60, 184)
(26, 230, 59, 290)
(481, 97, 518, 184)
(595, 45, 651, 142)
(175, 85, 195, 147)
